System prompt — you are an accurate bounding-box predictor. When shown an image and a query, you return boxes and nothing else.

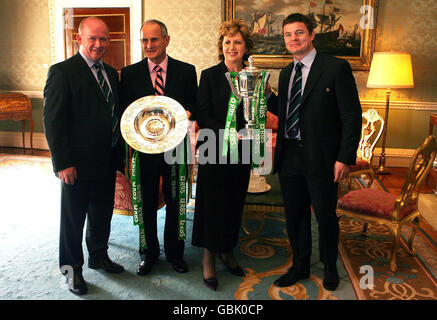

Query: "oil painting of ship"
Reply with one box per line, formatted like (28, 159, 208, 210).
(239, 0, 363, 57)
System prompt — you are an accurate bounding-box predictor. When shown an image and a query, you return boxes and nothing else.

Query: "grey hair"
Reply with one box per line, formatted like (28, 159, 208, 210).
(141, 19, 168, 37)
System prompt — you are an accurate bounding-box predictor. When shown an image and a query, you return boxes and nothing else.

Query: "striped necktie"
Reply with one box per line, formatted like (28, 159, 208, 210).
(154, 65, 164, 96)
(286, 62, 303, 139)
(94, 63, 119, 147)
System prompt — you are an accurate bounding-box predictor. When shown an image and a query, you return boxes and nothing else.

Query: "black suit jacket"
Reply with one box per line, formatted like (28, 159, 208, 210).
(194, 61, 248, 161)
(119, 56, 197, 257)
(119, 56, 197, 114)
(269, 53, 362, 182)
(43, 52, 123, 181)
(195, 61, 246, 134)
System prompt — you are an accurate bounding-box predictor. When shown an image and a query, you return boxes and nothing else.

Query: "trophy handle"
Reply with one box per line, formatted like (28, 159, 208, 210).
(225, 72, 242, 101)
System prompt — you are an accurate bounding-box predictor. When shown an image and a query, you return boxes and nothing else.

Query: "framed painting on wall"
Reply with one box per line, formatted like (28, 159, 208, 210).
(224, 0, 378, 70)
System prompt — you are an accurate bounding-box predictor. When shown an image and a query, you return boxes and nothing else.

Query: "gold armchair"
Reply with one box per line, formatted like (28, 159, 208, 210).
(337, 135, 437, 272)
(348, 108, 384, 189)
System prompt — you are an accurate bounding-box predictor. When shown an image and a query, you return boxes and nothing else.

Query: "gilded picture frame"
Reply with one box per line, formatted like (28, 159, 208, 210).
(224, 0, 378, 70)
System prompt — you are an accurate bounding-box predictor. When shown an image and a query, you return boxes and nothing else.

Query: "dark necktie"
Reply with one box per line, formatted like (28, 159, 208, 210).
(94, 63, 119, 147)
(154, 65, 164, 96)
(286, 62, 303, 139)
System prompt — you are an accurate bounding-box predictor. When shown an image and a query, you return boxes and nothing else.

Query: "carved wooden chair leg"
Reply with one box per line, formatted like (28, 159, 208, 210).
(389, 226, 401, 273)
(407, 216, 420, 254)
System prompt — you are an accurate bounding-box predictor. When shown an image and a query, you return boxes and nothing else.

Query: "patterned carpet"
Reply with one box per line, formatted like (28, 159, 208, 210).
(1, 153, 436, 300)
(235, 206, 352, 300)
(340, 217, 437, 299)
(337, 180, 437, 300)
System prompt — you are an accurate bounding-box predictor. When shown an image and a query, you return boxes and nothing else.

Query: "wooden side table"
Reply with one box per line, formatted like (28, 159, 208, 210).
(0, 92, 34, 153)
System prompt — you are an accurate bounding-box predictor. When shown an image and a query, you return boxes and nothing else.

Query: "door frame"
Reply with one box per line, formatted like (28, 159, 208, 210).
(49, 0, 142, 65)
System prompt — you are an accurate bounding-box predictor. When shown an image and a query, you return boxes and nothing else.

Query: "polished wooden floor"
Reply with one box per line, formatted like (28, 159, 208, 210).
(0, 146, 50, 157)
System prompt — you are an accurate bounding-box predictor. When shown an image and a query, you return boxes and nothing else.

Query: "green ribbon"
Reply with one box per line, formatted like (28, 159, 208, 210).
(126, 134, 190, 250)
(222, 72, 239, 162)
(126, 144, 147, 250)
(222, 71, 267, 166)
(170, 135, 190, 241)
(252, 71, 267, 168)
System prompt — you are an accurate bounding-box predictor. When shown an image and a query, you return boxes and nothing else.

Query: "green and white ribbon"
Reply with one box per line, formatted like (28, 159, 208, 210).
(126, 134, 190, 249)
(222, 72, 239, 162)
(126, 144, 147, 250)
(170, 135, 190, 241)
(252, 71, 267, 168)
(222, 71, 267, 166)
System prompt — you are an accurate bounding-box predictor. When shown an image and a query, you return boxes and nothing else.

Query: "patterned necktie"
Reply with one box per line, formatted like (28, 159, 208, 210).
(286, 62, 303, 139)
(94, 63, 119, 147)
(154, 65, 164, 96)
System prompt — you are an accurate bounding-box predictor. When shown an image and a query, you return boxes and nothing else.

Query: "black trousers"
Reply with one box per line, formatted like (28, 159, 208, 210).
(139, 153, 184, 262)
(59, 170, 116, 270)
(278, 140, 339, 271)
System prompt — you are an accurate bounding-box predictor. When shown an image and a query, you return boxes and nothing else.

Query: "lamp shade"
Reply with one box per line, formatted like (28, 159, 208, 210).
(367, 52, 414, 89)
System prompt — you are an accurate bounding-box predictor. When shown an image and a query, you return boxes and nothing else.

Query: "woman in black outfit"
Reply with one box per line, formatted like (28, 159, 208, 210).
(192, 19, 254, 291)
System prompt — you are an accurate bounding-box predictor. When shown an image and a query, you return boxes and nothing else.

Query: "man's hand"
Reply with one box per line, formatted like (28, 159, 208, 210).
(58, 166, 77, 185)
(333, 161, 350, 183)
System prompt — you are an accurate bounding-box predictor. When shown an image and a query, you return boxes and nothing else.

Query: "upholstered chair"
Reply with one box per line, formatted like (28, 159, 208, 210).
(337, 135, 437, 272)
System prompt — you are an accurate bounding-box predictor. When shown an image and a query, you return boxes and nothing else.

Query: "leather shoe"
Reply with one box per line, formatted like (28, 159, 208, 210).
(323, 266, 339, 291)
(168, 259, 189, 273)
(201, 265, 218, 291)
(66, 269, 88, 296)
(219, 254, 245, 277)
(273, 267, 310, 287)
(203, 276, 218, 291)
(137, 258, 158, 276)
(226, 265, 245, 277)
(88, 256, 124, 274)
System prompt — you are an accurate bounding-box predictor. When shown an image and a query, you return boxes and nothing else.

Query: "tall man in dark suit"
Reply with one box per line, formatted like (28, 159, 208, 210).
(43, 17, 125, 296)
(268, 13, 362, 291)
(120, 20, 197, 276)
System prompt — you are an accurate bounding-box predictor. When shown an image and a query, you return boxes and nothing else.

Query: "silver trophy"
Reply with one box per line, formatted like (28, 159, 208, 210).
(225, 56, 270, 140)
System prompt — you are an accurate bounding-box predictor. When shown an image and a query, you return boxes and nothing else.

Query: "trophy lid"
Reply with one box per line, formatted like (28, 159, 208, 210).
(241, 56, 262, 76)
(245, 56, 257, 70)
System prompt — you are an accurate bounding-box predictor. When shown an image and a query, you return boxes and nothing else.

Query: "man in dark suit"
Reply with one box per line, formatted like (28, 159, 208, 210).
(120, 20, 197, 276)
(268, 13, 362, 291)
(43, 17, 125, 296)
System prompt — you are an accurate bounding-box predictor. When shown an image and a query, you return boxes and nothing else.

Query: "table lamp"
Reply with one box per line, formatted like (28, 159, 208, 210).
(366, 52, 414, 174)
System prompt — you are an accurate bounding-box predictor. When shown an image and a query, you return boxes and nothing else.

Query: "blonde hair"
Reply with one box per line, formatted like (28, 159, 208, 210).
(217, 19, 254, 61)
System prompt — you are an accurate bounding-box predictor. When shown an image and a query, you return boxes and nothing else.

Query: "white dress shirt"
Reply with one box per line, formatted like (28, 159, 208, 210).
(285, 48, 317, 139)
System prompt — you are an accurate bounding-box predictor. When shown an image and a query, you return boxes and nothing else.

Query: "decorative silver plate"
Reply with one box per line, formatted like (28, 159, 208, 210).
(121, 95, 188, 154)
